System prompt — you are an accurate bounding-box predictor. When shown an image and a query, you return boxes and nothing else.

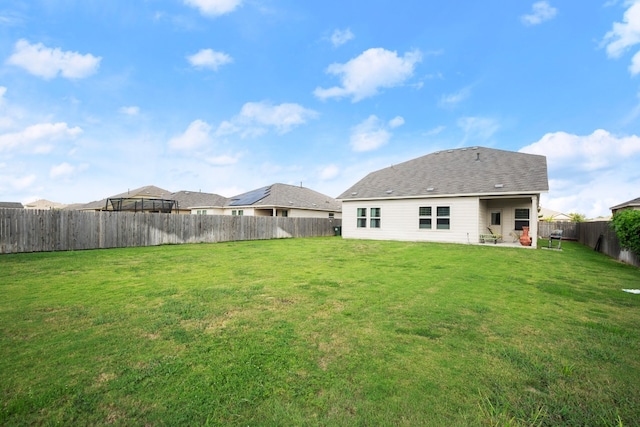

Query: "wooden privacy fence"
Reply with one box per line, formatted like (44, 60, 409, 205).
(538, 220, 639, 268)
(575, 220, 639, 268)
(537, 221, 577, 240)
(0, 209, 342, 254)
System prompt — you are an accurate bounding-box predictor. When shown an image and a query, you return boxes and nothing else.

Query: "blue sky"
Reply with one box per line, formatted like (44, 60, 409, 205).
(1, 0, 640, 218)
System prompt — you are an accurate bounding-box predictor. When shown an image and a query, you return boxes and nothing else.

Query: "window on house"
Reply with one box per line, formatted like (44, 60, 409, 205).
(328, 213, 335, 219)
(436, 206, 450, 230)
(370, 208, 381, 228)
(515, 208, 530, 230)
(491, 211, 501, 225)
(232, 210, 237, 216)
(357, 208, 367, 228)
(281, 210, 288, 217)
(238, 210, 244, 216)
(419, 206, 432, 229)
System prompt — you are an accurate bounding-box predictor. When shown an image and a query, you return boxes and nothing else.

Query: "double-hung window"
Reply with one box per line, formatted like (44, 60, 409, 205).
(436, 206, 450, 230)
(419, 207, 432, 229)
(357, 208, 367, 228)
(370, 208, 381, 228)
(515, 208, 530, 230)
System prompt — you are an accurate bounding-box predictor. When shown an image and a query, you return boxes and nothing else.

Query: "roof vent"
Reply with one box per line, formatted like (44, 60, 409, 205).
(447, 149, 453, 153)
(494, 184, 504, 188)
(385, 190, 393, 194)
(476, 153, 480, 161)
(351, 192, 358, 196)
(427, 187, 435, 192)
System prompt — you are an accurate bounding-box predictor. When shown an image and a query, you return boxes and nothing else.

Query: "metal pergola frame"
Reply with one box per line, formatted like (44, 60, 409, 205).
(105, 198, 177, 213)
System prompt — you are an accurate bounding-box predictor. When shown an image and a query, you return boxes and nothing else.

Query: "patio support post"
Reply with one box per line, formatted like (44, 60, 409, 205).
(530, 195, 538, 248)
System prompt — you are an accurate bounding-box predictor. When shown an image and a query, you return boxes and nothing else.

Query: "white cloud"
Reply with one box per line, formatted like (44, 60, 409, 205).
(457, 117, 499, 143)
(319, 164, 339, 180)
(521, 1, 558, 26)
(520, 129, 640, 218)
(0, 86, 6, 100)
(314, 48, 422, 102)
(439, 87, 471, 108)
(6, 39, 101, 80)
(169, 119, 213, 151)
(183, 0, 242, 17)
(520, 129, 640, 170)
(50, 162, 76, 179)
(217, 101, 318, 136)
(0, 174, 37, 192)
(0, 122, 82, 153)
(603, 1, 640, 58)
(350, 115, 393, 152)
(388, 116, 405, 129)
(424, 125, 446, 136)
(187, 48, 233, 71)
(119, 106, 140, 116)
(631, 50, 640, 74)
(206, 153, 242, 166)
(330, 28, 354, 47)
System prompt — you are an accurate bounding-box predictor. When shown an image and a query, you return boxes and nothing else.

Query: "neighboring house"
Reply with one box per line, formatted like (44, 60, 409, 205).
(610, 197, 640, 215)
(0, 202, 23, 209)
(337, 146, 548, 247)
(77, 186, 228, 214)
(70, 183, 340, 218)
(202, 183, 342, 219)
(24, 199, 68, 210)
(172, 191, 228, 215)
(77, 185, 175, 212)
(539, 207, 571, 222)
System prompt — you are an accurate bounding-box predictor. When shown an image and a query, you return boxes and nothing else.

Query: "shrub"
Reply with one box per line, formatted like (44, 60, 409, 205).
(569, 212, 586, 222)
(610, 209, 640, 255)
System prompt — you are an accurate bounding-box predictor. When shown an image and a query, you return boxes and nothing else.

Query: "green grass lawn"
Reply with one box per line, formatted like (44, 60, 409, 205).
(1, 238, 639, 426)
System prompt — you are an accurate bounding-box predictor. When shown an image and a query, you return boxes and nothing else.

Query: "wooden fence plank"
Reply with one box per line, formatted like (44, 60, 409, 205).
(0, 209, 341, 254)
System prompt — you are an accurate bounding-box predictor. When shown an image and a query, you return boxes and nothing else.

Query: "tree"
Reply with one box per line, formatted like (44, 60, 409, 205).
(610, 209, 640, 256)
(568, 212, 586, 223)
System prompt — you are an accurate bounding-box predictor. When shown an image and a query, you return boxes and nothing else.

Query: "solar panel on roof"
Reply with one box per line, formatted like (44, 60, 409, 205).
(228, 186, 270, 206)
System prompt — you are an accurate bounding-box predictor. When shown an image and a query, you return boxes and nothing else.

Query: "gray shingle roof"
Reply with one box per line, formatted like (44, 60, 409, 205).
(610, 196, 640, 211)
(337, 147, 548, 200)
(230, 183, 341, 211)
(77, 185, 173, 210)
(0, 202, 23, 209)
(170, 191, 229, 209)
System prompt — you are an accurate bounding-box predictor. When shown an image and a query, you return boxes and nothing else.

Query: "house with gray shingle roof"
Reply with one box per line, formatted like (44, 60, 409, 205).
(75, 185, 229, 214)
(337, 146, 548, 247)
(24, 199, 68, 210)
(0, 202, 23, 209)
(539, 207, 571, 222)
(170, 191, 229, 214)
(610, 196, 640, 215)
(206, 183, 341, 219)
(73, 185, 171, 212)
(69, 183, 340, 218)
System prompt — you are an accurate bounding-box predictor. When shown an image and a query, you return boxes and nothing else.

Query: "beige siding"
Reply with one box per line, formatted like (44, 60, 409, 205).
(190, 208, 224, 215)
(289, 208, 342, 219)
(222, 207, 256, 216)
(483, 197, 539, 247)
(342, 197, 480, 243)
